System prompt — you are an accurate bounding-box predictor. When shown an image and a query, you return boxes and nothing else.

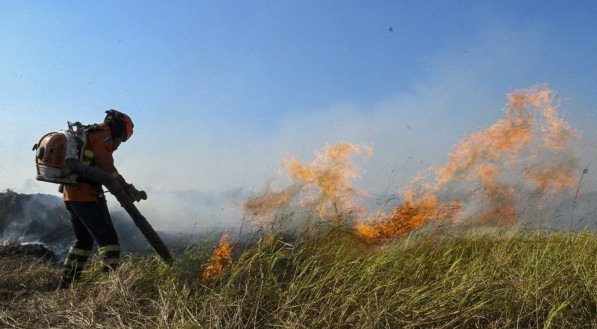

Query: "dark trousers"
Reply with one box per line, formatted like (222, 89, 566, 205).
(61, 195, 120, 286)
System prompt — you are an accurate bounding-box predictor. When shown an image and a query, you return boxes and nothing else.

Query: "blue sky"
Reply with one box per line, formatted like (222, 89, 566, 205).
(1, 1, 596, 228)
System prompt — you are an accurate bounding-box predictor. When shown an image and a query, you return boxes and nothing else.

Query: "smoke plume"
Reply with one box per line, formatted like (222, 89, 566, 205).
(0, 190, 203, 258)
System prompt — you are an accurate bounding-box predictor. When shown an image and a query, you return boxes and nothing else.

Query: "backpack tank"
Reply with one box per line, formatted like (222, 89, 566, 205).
(34, 122, 87, 184)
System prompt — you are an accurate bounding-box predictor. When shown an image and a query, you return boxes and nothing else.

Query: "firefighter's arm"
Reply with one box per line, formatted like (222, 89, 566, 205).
(93, 136, 147, 202)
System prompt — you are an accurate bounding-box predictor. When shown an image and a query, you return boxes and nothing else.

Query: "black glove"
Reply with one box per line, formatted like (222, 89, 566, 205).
(124, 183, 147, 202)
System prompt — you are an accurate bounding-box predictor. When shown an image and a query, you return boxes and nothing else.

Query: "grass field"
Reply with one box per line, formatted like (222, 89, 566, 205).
(1, 229, 596, 328)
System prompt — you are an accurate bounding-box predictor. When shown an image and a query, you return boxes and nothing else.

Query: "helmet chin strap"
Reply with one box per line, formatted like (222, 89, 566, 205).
(113, 136, 122, 150)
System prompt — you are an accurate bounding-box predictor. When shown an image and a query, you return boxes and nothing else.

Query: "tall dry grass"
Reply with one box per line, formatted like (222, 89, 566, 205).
(1, 229, 595, 328)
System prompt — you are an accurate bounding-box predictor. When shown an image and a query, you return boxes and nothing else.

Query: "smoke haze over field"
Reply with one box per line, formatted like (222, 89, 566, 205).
(2, 87, 597, 256)
(1, 2, 596, 232)
(0, 191, 218, 258)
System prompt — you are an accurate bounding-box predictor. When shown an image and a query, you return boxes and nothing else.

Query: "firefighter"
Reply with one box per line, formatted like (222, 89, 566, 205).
(60, 109, 146, 288)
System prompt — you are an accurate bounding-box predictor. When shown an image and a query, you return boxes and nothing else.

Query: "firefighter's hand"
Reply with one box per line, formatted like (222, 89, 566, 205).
(124, 184, 147, 202)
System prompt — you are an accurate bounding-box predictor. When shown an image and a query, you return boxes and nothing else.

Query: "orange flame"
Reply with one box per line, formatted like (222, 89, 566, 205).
(244, 86, 579, 242)
(202, 234, 233, 281)
(244, 182, 294, 223)
(355, 193, 462, 243)
(356, 86, 580, 242)
(284, 143, 372, 218)
(244, 143, 372, 222)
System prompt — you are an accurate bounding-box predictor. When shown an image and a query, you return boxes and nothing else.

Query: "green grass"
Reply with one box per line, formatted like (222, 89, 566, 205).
(1, 230, 596, 328)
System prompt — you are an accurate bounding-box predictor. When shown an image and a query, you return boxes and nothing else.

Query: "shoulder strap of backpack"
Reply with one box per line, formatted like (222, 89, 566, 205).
(84, 124, 106, 134)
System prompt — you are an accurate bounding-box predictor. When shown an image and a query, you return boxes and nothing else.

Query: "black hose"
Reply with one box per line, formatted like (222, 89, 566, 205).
(65, 159, 174, 264)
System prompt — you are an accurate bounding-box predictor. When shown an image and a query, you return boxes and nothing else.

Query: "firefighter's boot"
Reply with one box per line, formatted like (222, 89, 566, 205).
(58, 246, 91, 288)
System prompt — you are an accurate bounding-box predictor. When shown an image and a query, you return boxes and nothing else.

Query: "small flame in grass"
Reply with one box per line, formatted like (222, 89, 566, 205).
(355, 193, 462, 243)
(202, 234, 233, 281)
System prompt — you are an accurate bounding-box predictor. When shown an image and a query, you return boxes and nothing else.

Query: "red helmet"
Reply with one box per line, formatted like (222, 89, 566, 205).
(104, 109, 134, 141)
(121, 113, 134, 141)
